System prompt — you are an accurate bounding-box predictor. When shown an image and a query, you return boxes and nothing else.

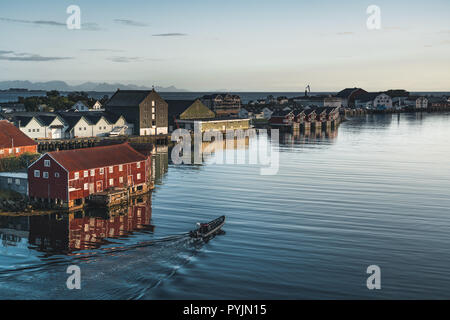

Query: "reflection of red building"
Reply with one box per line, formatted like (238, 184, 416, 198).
(28, 196, 152, 253)
(68, 201, 152, 251)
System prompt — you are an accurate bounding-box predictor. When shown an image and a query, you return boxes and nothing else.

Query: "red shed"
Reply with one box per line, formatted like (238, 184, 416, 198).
(28, 143, 151, 207)
(0, 120, 38, 158)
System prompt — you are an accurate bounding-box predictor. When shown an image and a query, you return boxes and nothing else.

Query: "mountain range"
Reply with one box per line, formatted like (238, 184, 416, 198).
(0, 81, 187, 92)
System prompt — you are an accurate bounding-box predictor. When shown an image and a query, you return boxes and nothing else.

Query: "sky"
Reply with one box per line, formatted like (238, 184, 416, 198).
(0, 0, 449, 91)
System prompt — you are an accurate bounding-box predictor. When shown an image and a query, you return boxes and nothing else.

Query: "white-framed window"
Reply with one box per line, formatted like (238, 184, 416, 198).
(7, 178, 12, 184)
(15, 179, 20, 185)
(119, 165, 123, 172)
(44, 160, 51, 167)
(100, 168, 104, 175)
(0, 150, 3, 154)
(74, 172, 79, 179)
(43, 172, 49, 179)
(109, 178, 114, 186)
(55, 172, 60, 178)
(137, 173, 141, 180)
(34, 170, 40, 178)
(119, 176, 124, 184)
(9, 149, 13, 154)
(90, 169, 95, 176)
(84, 183, 88, 190)
(16, 148, 20, 153)
(84, 171, 88, 178)
(137, 162, 141, 169)
(109, 166, 114, 173)
(152, 100, 155, 107)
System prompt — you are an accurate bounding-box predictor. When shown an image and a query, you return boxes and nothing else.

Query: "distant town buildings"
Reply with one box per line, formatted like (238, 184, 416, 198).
(0, 120, 38, 158)
(201, 94, 241, 118)
(106, 89, 168, 136)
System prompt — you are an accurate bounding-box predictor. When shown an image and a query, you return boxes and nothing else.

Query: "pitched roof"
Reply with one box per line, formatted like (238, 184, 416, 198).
(0, 120, 38, 148)
(180, 100, 215, 120)
(106, 90, 153, 107)
(47, 143, 147, 172)
(336, 88, 367, 99)
(166, 99, 196, 119)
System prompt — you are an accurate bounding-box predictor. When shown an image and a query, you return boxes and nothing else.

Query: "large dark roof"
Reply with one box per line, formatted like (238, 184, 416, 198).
(336, 88, 367, 99)
(0, 120, 38, 148)
(166, 100, 196, 119)
(106, 90, 153, 108)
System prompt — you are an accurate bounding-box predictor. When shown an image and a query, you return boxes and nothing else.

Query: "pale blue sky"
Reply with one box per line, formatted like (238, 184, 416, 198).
(0, 0, 449, 91)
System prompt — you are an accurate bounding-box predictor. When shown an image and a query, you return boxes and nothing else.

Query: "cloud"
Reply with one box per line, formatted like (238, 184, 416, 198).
(107, 56, 163, 63)
(336, 32, 354, 36)
(0, 17, 100, 30)
(152, 33, 188, 37)
(0, 50, 72, 62)
(108, 56, 144, 63)
(114, 19, 148, 27)
(82, 48, 125, 52)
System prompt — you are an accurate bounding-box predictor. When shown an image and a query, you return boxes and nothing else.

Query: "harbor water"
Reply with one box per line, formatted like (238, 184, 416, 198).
(1, 112, 450, 299)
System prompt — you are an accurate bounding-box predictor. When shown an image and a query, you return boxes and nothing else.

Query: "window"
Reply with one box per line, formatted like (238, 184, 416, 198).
(74, 172, 79, 179)
(55, 172, 60, 178)
(36, 129, 39, 132)
(84, 127, 87, 131)
(137, 173, 141, 180)
(15, 179, 20, 186)
(84, 183, 88, 190)
(109, 178, 114, 186)
(137, 162, 141, 169)
(7, 178, 12, 184)
(0, 150, 3, 154)
(9, 149, 12, 154)
(79, 127, 82, 131)
(119, 177, 124, 184)
(44, 160, 50, 167)
(28, 129, 31, 133)
(34, 170, 40, 178)
(32, 129, 35, 132)
(109, 166, 113, 173)
(100, 168, 104, 175)
(152, 101, 155, 107)
(43, 172, 49, 179)
(99, 127, 102, 130)
(84, 171, 88, 178)
(119, 165, 123, 172)
(90, 169, 95, 176)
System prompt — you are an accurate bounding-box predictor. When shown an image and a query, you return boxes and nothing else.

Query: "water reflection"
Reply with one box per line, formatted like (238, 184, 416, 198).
(1, 194, 153, 256)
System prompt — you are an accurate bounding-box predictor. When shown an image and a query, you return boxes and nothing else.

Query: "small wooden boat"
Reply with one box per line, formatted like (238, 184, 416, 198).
(189, 216, 226, 239)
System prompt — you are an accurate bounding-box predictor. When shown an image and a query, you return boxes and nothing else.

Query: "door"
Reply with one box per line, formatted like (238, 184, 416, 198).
(89, 183, 95, 194)
(96, 181, 103, 192)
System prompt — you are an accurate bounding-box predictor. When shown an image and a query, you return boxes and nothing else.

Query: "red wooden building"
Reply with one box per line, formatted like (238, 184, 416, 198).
(28, 143, 151, 207)
(0, 120, 38, 159)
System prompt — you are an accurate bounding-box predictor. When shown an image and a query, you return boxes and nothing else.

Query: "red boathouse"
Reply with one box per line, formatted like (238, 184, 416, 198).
(0, 120, 38, 159)
(28, 143, 151, 208)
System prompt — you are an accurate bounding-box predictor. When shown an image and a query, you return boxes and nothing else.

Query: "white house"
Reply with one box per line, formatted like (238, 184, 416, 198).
(356, 93, 393, 110)
(416, 97, 428, 109)
(90, 100, 103, 111)
(71, 101, 90, 112)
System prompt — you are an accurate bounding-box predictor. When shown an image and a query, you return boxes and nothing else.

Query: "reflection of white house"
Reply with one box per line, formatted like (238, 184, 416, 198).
(415, 97, 428, 109)
(71, 101, 90, 112)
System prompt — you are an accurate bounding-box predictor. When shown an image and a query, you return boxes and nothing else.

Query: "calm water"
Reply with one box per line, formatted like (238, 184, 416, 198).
(1, 112, 450, 299)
